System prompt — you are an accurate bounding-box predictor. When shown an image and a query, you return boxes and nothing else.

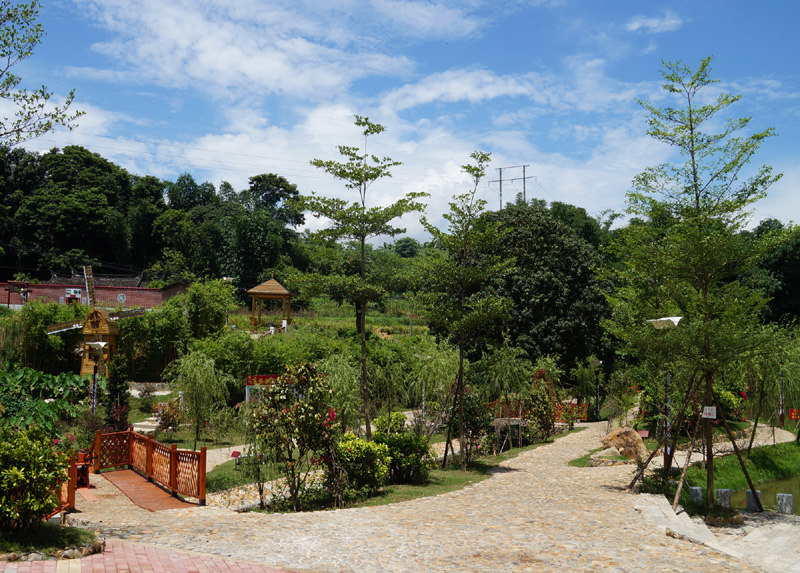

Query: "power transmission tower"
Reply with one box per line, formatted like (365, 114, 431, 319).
(489, 165, 536, 209)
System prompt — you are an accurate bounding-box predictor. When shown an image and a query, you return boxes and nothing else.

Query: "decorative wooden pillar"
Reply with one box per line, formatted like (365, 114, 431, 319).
(170, 443, 178, 497)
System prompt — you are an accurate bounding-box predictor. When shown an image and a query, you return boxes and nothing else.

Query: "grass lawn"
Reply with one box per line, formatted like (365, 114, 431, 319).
(684, 440, 800, 491)
(0, 522, 96, 557)
(206, 459, 281, 492)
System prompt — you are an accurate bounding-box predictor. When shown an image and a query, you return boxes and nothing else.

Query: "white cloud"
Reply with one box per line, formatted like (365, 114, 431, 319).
(369, 0, 484, 40)
(71, 0, 414, 100)
(626, 10, 682, 33)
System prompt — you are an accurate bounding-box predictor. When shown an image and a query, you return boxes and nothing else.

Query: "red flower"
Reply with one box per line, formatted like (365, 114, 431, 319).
(53, 439, 58, 445)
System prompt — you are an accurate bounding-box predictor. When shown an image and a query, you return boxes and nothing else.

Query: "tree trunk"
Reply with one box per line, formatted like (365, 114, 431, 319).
(703, 372, 715, 509)
(360, 298, 371, 441)
(458, 344, 466, 470)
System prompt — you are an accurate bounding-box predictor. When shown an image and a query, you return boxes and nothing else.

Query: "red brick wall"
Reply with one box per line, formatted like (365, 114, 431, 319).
(0, 283, 186, 309)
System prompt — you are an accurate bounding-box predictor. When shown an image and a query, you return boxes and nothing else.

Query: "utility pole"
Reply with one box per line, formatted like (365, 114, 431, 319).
(490, 165, 536, 209)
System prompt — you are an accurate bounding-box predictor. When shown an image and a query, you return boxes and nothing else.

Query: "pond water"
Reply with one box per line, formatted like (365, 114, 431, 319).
(732, 477, 800, 515)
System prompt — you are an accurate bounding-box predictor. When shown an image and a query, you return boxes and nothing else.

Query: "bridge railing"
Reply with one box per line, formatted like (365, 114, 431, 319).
(93, 427, 206, 505)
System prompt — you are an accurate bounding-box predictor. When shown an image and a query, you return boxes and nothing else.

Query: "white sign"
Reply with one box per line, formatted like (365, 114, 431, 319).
(117, 293, 127, 303)
(702, 406, 717, 419)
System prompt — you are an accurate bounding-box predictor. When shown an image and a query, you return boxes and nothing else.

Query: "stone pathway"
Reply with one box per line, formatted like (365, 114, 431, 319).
(67, 422, 758, 572)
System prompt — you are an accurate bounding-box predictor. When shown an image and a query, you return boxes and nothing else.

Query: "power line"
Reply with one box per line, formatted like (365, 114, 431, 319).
(489, 165, 536, 209)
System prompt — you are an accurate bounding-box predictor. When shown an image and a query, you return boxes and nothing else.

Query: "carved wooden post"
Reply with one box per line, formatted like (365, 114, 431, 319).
(170, 443, 178, 496)
(199, 447, 207, 506)
(128, 426, 134, 470)
(92, 430, 102, 473)
(146, 434, 153, 481)
(68, 457, 77, 509)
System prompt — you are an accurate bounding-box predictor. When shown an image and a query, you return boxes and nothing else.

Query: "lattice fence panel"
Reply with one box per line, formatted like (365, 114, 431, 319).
(99, 431, 130, 469)
(151, 442, 171, 488)
(175, 451, 201, 498)
(130, 434, 148, 473)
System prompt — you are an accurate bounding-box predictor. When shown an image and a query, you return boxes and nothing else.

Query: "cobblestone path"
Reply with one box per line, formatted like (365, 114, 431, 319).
(68, 422, 758, 572)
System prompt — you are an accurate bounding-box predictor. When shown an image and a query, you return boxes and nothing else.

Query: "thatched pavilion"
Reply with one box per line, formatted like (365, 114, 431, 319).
(246, 275, 293, 333)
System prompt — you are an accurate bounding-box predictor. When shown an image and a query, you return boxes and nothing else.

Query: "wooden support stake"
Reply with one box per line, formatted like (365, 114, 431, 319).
(712, 392, 763, 512)
(628, 372, 701, 491)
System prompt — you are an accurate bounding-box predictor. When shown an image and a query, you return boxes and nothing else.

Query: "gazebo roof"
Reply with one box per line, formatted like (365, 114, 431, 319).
(247, 277, 292, 298)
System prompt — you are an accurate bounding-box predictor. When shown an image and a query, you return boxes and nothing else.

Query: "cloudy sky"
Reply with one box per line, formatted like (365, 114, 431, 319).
(19, 1, 800, 240)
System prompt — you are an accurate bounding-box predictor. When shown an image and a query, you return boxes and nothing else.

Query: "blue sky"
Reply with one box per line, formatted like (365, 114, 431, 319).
(17, 1, 800, 239)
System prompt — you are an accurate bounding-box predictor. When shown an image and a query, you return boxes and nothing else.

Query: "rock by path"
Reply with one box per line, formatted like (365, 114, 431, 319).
(68, 422, 757, 572)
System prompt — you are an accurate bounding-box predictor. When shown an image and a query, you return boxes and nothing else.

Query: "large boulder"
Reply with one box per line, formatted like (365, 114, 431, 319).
(603, 427, 648, 461)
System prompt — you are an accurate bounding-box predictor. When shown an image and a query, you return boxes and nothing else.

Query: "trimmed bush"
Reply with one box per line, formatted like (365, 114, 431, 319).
(0, 429, 72, 534)
(374, 411, 406, 434)
(331, 433, 390, 499)
(374, 432, 434, 484)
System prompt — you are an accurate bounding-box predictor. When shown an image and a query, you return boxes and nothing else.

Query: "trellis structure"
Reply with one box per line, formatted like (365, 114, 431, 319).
(90, 427, 207, 505)
(246, 274, 293, 333)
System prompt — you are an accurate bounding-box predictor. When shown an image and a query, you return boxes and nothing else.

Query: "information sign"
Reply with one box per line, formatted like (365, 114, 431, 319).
(702, 406, 717, 419)
(245, 374, 280, 402)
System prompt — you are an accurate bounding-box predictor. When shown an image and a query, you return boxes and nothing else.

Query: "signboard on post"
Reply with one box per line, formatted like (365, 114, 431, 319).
(702, 406, 717, 419)
(245, 374, 280, 402)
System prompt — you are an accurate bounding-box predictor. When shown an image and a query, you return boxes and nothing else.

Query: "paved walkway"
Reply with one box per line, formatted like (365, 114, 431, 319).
(0, 541, 295, 572)
(60, 422, 757, 572)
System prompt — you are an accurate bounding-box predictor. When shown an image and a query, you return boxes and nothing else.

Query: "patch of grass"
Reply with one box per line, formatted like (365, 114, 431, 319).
(149, 427, 243, 451)
(127, 390, 175, 424)
(0, 523, 96, 556)
(569, 447, 603, 468)
(685, 441, 800, 491)
(206, 459, 281, 492)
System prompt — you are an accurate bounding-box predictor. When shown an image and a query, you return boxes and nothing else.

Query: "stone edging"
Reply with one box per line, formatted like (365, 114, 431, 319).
(0, 536, 105, 562)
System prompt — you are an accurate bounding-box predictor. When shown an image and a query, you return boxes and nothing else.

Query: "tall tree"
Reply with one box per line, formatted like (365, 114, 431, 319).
(300, 115, 427, 440)
(486, 199, 609, 372)
(0, 0, 82, 145)
(607, 57, 787, 507)
(243, 173, 305, 226)
(420, 151, 514, 469)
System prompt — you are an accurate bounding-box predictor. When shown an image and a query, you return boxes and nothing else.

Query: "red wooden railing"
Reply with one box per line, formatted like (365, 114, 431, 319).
(487, 400, 588, 422)
(45, 457, 77, 520)
(554, 401, 588, 423)
(93, 427, 206, 505)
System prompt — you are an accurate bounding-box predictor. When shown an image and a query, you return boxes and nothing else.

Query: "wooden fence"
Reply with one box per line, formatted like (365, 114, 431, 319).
(92, 427, 207, 505)
(487, 400, 588, 422)
(45, 458, 77, 520)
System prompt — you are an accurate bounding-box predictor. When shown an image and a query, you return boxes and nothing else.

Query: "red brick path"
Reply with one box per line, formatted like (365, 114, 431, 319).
(0, 540, 296, 572)
(103, 470, 197, 512)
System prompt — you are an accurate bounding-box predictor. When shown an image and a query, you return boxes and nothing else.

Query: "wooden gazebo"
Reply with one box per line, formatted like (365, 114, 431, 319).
(246, 275, 292, 333)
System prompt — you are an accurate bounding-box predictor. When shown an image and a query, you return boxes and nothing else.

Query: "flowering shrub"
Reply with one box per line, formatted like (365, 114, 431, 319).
(247, 363, 340, 511)
(154, 400, 183, 438)
(328, 433, 390, 502)
(373, 431, 433, 484)
(0, 428, 73, 534)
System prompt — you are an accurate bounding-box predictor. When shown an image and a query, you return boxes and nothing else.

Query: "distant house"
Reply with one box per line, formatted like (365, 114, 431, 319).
(0, 271, 186, 310)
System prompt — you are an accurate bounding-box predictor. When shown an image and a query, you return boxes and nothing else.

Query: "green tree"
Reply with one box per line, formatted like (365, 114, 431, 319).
(420, 151, 514, 469)
(0, 0, 82, 145)
(165, 351, 230, 450)
(486, 199, 609, 372)
(607, 57, 787, 507)
(242, 173, 305, 226)
(301, 115, 427, 440)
